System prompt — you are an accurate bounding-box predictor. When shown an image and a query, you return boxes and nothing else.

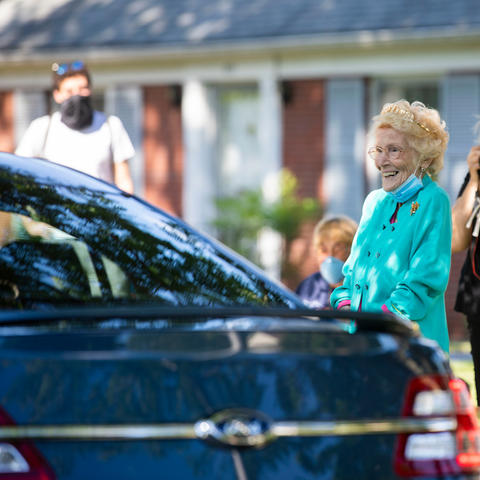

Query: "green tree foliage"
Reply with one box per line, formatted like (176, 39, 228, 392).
(213, 169, 322, 274)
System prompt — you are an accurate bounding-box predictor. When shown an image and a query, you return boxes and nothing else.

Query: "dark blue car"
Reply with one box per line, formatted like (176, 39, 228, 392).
(0, 153, 479, 480)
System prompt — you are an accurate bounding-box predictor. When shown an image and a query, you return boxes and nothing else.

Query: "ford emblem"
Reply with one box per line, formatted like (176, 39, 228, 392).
(194, 408, 274, 448)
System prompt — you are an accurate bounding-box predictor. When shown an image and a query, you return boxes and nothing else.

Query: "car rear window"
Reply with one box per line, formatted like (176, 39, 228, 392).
(0, 204, 298, 309)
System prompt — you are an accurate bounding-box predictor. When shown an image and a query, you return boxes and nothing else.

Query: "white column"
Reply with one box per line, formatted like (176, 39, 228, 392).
(325, 79, 366, 222)
(105, 86, 144, 197)
(257, 68, 283, 279)
(182, 79, 217, 234)
(258, 68, 282, 201)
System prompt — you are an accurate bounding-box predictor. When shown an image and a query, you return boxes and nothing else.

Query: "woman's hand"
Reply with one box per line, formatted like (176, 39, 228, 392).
(452, 146, 480, 252)
(466, 146, 480, 184)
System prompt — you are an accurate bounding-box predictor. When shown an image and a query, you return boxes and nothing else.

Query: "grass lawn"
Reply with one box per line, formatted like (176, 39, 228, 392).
(450, 341, 476, 406)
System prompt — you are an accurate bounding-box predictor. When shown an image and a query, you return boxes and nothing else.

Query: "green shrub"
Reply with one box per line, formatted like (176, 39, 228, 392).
(212, 169, 322, 275)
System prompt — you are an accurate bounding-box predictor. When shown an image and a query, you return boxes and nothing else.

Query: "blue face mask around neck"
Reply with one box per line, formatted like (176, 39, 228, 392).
(320, 256, 345, 286)
(387, 173, 424, 203)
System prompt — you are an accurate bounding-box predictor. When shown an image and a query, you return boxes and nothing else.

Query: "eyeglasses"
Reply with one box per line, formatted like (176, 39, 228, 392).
(51, 60, 85, 76)
(367, 145, 407, 161)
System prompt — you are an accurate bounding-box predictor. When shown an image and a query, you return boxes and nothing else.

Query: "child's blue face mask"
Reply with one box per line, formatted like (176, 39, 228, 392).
(320, 256, 345, 285)
(387, 173, 424, 203)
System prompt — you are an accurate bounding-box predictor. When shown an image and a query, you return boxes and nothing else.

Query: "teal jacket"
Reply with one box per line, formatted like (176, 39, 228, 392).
(330, 175, 451, 352)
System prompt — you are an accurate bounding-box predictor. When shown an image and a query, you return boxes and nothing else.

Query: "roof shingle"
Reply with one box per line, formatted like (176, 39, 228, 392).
(0, 0, 479, 52)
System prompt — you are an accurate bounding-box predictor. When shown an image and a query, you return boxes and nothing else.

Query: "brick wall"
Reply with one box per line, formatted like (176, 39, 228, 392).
(282, 79, 325, 289)
(143, 85, 183, 216)
(0, 91, 14, 153)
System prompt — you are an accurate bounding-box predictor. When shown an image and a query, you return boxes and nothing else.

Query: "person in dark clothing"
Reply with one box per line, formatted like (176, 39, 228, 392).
(453, 144, 480, 405)
(296, 215, 357, 309)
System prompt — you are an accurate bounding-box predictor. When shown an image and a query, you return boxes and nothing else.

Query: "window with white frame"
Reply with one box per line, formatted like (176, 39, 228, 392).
(371, 78, 439, 113)
(214, 84, 262, 196)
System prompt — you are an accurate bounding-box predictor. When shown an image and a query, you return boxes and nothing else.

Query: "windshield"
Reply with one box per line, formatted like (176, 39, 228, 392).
(0, 161, 301, 309)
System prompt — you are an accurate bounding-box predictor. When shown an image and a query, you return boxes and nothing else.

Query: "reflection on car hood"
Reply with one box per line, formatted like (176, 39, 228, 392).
(0, 153, 302, 310)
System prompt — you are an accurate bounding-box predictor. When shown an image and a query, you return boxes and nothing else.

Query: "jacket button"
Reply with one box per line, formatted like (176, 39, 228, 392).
(365, 284, 369, 290)
(367, 251, 371, 256)
(391, 226, 395, 231)
(382, 224, 386, 230)
(355, 283, 360, 289)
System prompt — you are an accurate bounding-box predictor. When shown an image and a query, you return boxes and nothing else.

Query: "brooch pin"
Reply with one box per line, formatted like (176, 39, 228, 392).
(410, 201, 419, 215)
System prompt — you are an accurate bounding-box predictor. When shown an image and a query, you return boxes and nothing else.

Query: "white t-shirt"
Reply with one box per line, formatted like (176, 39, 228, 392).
(15, 111, 135, 183)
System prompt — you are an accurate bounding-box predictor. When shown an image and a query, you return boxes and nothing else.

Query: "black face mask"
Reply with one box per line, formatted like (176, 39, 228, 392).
(60, 95, 93, 130)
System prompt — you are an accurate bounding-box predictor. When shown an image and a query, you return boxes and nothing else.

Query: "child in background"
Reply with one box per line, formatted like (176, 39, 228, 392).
(296, 215, 357, 309)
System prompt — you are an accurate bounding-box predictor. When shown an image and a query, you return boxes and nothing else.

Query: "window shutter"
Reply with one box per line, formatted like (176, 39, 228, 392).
(325, 79, 366, 221)
(13, 91, 47, 146)
(105, 86, 144, 196)
(441, 74, 480, 199)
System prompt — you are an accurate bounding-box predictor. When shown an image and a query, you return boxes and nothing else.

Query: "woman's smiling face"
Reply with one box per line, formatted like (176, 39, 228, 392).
(373, 128, 417, 192)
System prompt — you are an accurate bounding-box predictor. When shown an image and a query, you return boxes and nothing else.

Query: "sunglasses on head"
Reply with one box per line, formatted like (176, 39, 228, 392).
(51, 60, 85, 76)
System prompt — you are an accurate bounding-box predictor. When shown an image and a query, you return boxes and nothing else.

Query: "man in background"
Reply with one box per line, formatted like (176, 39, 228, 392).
(16, 60, 134, 193)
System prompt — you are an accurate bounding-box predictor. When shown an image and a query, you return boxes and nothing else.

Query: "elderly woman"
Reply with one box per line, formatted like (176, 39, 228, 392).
(330, 100, 451, 352)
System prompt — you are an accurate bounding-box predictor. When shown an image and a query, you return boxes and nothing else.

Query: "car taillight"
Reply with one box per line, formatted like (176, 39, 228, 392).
(395, 374, 480, 477)
(0, 407, 55, 479)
